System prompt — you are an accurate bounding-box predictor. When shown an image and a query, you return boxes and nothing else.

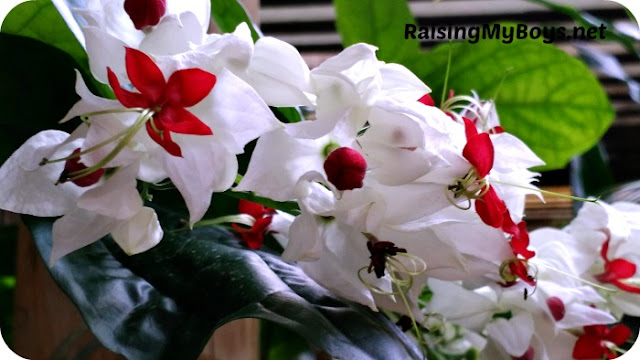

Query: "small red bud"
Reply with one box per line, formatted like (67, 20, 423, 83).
(546, 296, 566, 321)
(512, 346, 534, 360)
(59, 149, 105, 187)
(323, 147, 367, 191)
(124, 0, 167, 30)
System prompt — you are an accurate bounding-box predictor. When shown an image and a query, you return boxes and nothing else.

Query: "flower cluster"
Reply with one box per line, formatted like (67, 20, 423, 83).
(1, 1, 639, 359)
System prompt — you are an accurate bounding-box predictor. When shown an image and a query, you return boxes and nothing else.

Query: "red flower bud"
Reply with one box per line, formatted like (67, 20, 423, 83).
(546, 296, 566, 321)
(323, 147, 367, 191)
(124, 0, 167, 30)
(58, 149, 105, 187)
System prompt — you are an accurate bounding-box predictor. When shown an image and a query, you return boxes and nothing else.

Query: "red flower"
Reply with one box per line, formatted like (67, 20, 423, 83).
(594, 237, 640, 294)
(232, 200, 276, 250)
(502, 212, 535, 260)
(107, 47, 216, 157)
(124, 0, 167, 30)
(573, 324, 631, 359)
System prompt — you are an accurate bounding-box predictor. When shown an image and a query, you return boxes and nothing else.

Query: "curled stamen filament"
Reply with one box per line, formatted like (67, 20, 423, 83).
(529, 260, 619, 293)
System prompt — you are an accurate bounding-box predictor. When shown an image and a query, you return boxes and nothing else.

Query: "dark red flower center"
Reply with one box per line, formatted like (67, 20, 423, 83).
(366, 238, 407, 278)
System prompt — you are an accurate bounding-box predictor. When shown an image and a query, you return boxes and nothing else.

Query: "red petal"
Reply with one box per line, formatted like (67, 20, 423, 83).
(584, 325, 608, 337)
(124, 0, 166, 30)
(462, 117, 478, 139)
(573, 335, 605, 359)
(125, 47, 166, 103)
(462, 133, 494, 178)
(154, 107, 213, 136)
(607, 324, 631, 346)
(418, 94, 435, 106)
(612, 280, 640, 294)
(600, 258, 637, 282)
(512, 346, 534, 360)
(107, 67, 148, 108)
(145, 121, 182, 157)
(475, 186, 506, 228)
(164, 69, 217, 107)
(490, 126, 505, 134)
(508, 219, 535, 260)
(509, 260, 536, 285)
(601, 237, 611, 262)
(238, 200, 275, 220)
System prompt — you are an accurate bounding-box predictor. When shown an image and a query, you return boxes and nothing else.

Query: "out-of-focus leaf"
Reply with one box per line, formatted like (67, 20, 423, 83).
(334, 0, 420, 64)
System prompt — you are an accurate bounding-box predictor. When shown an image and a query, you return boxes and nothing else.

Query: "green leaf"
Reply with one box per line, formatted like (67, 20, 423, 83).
(2, 0, 89, 77)
(24, 206, 421, 360)
(210, 0, 261, 41)
(410, 38, 614, 170)
(1, 0, 112, 97)
(0, 34, 80, 163)
(334, 0, 420, 64)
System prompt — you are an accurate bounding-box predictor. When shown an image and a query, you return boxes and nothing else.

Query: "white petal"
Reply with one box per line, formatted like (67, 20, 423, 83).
(61, 70, 121, 123)
(426, 279, 495, 332)
(163, 135, 238, 225)
(192, 69, 282, 154)
(235, 129, 326, 201)
(485, 313, 534, 357)
(246, 36, 313, 106)
(0, 131, 83, 216)
(165, 0, 211, 34)
(51, 208, 122, 264)
(379, 62, 429, 101)
(139, 12, 203, 55)
(76, 164, 142, 219)
(82, 26, 128, 84)
(492, 133, 545, 170)
(282, 212, 324, 262)
(111, 207, 163, 255)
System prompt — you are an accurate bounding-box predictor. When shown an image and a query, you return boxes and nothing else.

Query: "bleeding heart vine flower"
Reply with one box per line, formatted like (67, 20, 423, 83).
(595, 236, 640, 294)
(107, 47, 216, 157)
(573, 324, 631, 359)
(231, 200, 276, 250)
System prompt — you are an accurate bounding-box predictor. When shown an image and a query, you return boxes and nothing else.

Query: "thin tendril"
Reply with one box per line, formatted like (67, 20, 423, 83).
(490, 180, 600, 203)
(530, 260, 619, 293)
(440, 41, 454, 108)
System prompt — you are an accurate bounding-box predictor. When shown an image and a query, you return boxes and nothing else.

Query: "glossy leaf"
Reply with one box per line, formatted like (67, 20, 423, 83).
(334, 0, 420, 64)
(24, 206, 421, 360)
(410, 37, 614, 170)
(2, 0, 89, 77)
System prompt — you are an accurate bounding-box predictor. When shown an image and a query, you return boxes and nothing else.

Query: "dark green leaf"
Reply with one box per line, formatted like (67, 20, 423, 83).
(334, 0, 420, 64)
(0, 34, 79, 163)
(2, 0, 89, 78)
(210, 0, 261, 41)
(410, 37, 614, 170)
(570, 142, 615, 200)
(24, 206, 421, 360)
